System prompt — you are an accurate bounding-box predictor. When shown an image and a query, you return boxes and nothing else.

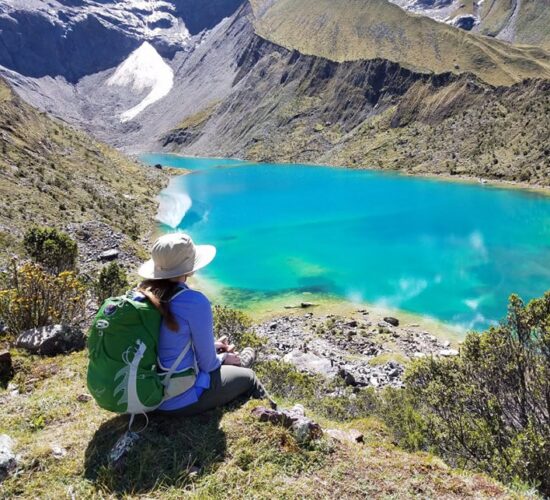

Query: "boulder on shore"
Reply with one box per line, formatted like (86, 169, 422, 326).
(383, 317, 400, 327)
(16, 325, 85, 356)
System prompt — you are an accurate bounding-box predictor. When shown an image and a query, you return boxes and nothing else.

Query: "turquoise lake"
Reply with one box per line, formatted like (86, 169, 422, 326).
(142, 154, 550, 331)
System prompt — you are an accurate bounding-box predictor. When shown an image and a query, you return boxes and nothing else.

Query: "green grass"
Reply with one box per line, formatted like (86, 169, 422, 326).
(251, 0, 550, 86)
(0, 350, 514, 499)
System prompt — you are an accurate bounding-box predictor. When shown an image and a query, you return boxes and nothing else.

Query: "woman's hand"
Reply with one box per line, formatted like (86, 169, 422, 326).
(222, 352, 241, 366)
(215, 335, 236, 353)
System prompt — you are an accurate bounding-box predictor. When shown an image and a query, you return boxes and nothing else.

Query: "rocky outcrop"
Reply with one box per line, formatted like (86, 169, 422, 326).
(251, 404, 323, 442)
(255, 312, 456, 389)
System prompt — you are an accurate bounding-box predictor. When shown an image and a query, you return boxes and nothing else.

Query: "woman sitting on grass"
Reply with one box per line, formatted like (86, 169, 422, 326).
(137, 233, 274, 416)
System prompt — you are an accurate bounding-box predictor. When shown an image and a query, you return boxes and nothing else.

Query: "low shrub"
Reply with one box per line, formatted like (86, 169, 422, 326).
(94, 262, 129, 304)
(212, 305, 264, 350)
(23, 226, 77, 274)
(384, 293, 550, 495)
(0, 259, 87, 337)
(255, 359, 378, 421)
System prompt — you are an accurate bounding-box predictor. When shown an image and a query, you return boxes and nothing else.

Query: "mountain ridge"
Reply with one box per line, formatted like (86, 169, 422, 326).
(250, 0, 550, 86)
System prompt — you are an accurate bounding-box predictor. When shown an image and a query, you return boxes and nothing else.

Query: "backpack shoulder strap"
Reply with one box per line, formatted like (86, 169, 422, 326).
(158, 287, 198, 384)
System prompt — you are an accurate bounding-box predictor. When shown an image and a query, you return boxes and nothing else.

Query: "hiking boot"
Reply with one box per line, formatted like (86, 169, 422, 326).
(240, 347, 256, 368)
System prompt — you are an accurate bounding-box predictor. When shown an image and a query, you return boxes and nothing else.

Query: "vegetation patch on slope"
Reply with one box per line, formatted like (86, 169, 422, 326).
(0, 78, 167, 263)
(0, 350, 512, 499)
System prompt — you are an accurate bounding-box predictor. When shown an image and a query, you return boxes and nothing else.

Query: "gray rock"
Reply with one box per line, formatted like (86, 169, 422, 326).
(282, 350, 336, 377)
(50, 444, 67, 459)
(16, 324, 85, 356)
(0, 434, 16, 482)
(388, 368, 400, 378)
(384, 317, 400, 327)
(109, 431, 140, 466)
(251, 405, 322, 443)
(98, 249, 120, 261)
(439, 348, 459, 357)
(326, 428, 364, 444)
(338, 368, 357, 386)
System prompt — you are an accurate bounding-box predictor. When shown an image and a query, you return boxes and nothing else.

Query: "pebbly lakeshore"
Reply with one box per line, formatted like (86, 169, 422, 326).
(253, 308, 459, 390)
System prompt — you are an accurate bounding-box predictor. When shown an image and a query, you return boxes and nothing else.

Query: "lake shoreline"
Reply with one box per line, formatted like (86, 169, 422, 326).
(253, 309, 460, 390)
(189, 274, 466, 341)
(140, 152, 550, 197)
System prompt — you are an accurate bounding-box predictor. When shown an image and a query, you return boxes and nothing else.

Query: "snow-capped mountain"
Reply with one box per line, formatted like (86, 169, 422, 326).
(0, 0, 244, 81)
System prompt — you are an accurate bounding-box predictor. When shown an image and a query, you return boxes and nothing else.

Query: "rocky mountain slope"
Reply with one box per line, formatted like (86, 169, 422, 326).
(250, 0, 549, 86)
(160, 2, 550, 185)
(0, 77, 167, 263)
(388, 0, 550, 50)
(0, 0, 548, 186)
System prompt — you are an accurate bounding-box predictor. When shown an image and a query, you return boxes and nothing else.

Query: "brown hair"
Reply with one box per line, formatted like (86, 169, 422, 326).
(138, 279, 181, 332)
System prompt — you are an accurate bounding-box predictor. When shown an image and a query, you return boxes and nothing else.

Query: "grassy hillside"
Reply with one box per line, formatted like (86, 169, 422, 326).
(246, 78, 550, 185)
(250, 0, 550, 86)
(0, 350, 513, 498)
(0, 78, 166, 263)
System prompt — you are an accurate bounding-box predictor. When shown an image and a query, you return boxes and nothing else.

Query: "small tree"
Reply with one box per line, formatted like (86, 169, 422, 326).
(94, 262, 129, 303)
(23, 226, 77, 274)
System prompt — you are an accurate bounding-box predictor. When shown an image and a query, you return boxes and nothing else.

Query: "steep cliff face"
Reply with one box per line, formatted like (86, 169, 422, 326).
(162, 34, 442, 155)
(0, 9, 142, 82)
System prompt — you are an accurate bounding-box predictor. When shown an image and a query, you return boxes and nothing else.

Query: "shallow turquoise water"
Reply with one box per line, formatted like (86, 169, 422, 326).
(142, 154, 550, 331)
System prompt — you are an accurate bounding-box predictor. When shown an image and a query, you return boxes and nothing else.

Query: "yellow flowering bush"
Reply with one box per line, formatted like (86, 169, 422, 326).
(0, 259, 87, 337)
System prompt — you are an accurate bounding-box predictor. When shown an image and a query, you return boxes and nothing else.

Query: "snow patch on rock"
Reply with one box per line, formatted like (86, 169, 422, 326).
(107, 41, 174, 122)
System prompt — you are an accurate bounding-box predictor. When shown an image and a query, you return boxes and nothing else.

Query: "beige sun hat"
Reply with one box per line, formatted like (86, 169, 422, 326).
(138, 233, 216, 280)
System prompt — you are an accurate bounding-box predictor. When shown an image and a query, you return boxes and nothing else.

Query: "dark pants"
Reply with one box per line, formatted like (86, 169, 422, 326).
(156, 366, 272, 417)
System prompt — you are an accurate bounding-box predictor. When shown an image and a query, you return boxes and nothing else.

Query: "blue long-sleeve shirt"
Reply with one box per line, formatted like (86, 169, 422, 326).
(157, 284, 223, 410)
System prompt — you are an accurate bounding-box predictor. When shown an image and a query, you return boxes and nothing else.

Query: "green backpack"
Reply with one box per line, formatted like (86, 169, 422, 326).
(87, 290, 196, 421)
